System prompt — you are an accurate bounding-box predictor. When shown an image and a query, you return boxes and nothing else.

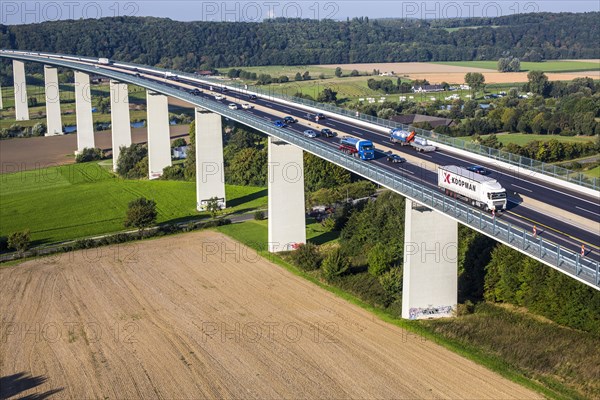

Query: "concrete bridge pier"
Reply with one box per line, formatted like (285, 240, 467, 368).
(268, 137, 306, 253)
(0, 82, 3, 109)
(195, 108, 226, 211)
(146, 91, 171, 179)
(402, 199, 458, 320)
(12, 60, 29, 121)
(44, 66, 63, 136)
(110, 80, 132, 171)
(74, 71, 95, 153)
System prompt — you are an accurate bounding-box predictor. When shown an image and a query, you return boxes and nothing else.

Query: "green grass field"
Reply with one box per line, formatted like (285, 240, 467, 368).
(459, 133, 598, 146)
(218, 65, 345, 79)
(0, 162, 267, 245)
(434, 60, 600, 73)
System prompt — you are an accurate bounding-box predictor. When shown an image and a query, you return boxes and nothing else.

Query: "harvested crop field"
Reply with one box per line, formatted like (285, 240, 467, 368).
(318, 62, 600, 84)
(0, 231, 541, 399)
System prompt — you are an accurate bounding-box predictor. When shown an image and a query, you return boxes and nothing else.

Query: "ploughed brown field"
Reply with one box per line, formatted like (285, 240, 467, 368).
(0, 231, 541, 399)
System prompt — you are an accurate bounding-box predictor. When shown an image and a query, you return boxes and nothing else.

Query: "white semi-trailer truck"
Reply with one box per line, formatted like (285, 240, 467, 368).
(438, 165, 507, 211)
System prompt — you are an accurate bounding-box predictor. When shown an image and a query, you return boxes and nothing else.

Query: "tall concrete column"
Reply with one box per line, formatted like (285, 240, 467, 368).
(12, 60, 29, 121)
(110, 80, 132, 171)
(195, 108, 226, 210)
(146, 91, 171, 179)
(0, 82, 3, 109)
(74, 71, 95, 152)
(268, 137, 306, 253)
(402, 199, 458, 320)
(44, 66, 63, 136)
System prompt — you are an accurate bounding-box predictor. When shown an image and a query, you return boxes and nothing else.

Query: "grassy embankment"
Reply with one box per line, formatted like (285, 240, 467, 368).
(216, 220, 599, 400)
(0, 161, 267, 245)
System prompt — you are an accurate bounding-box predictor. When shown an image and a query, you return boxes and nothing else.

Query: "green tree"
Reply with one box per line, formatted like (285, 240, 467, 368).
(302, 71, 311, 80)
(117, 144, 148, 179)
(184, 121, 196, 180)
(527, 71, 550, 97)
(350, 69, 359, 77)
(367, 242, 398, 277)
(8, 230, 31, 254)
(317, 88, 338, 103)
(291, 242, 322, 271)
(294, 72, 302, 81)
(124, 197, 157, 232)
(334, 67, 342, 77)
(171, 138, 187, 148)
(321, 248, 350, 281)
(465, 72, 485, 96)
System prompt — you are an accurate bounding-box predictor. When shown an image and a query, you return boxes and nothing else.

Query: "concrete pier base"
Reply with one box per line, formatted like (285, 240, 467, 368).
(13, 60, 29, 121)
(268, 137, 306, 253)
(195, 108, 226, 211)
(110, 80, 132, 171)
(402, 199, 458, 320)
(74, 71, 95, 152)
(44, 66, 63, 136)
(146, 91, 171, 179)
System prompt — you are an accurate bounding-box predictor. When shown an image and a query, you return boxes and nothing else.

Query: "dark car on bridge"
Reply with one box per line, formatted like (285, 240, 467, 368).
(273, 120, 287, 128)
(283, 116, 297, 124)
(467, 165, 489, 175)
(386, 153, 406, 163)
(320, 128, 335, 137)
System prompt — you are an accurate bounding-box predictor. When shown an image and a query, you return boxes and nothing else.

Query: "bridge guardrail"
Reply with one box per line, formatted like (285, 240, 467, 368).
(3, 52, 599, 289)
(2, 50, 597, 191)
(125, 60, 598, 192)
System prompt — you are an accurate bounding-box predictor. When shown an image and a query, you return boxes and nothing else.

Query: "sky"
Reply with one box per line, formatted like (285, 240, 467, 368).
(1, 1, 599, 25)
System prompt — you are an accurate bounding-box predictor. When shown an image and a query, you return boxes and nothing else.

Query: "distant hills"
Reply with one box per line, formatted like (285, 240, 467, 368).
(0, 13, 598, 72)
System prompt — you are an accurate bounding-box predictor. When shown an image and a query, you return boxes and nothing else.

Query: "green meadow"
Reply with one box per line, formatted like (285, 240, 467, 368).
(0, 162, 267, 245)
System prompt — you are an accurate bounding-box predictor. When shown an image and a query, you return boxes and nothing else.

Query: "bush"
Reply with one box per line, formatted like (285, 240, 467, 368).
(171, 138, 187, 148)
(124, 197, 158, 231)
(161, 165, 185, 180)
(8, 230, 31, 254)
(253, 210, 265, 220)
(367, 242, 398, 277)
(0, 236, 8, 252)
(291, 242, 322, 271)
(378, 267, 403, 306)
(322, 248, 350, 281)
(76, 147, 103, 163)
(117, 144, 148, 179)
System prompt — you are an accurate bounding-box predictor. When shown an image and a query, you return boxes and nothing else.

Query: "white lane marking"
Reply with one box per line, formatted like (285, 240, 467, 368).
(351, 130, 364, 136)
(418, 153, 432, 158)
(283, 108, 292, 113)
(576, 206, 600, 217)
(512, 184, 533, 193)
(398, 167, 414, 175)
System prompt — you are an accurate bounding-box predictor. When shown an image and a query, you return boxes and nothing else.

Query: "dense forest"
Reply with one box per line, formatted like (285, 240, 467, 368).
(0, 12, 598, 73)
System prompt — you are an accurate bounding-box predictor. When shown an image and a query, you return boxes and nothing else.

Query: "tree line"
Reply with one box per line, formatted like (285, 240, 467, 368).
(0, 11, 598, 83)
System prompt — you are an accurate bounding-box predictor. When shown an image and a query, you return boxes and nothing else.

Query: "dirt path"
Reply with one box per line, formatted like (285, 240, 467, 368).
(0, 231, 542, 399)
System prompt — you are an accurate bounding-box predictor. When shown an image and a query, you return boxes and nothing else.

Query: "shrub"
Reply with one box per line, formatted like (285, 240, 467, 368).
(367, 242, 398, 277)
(171, 138, 187, 148)
(124, 197, 158, 231)
(117, 144, 148, 178)
(76, 147, 103, 163)
(322, 248, 350, 281)
(291, 242, 322, 271)
(253, 210, 265, 220)
(8, 231, 30, 254)
(0, 236, 8, 252)
(161, 165, 185, 180)
(378, 267, 403, 306)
